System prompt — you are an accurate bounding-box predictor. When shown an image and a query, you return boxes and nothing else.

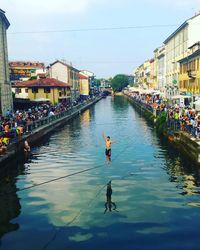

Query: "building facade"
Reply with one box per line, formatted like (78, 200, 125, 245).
(79, 72, 89, 99)
(150, 58, 157, 89)
(49, 60, 79, 102)
(154, 46, 166, 95)
(143, 60, 151, 89)
(0, 9, 13, 115)
(14, 78, 71, 105)
(179, 42, 200, 96)
(9, 61, 46, 82)
(164, 13, 200, 98)
(80, 70, 98, 95)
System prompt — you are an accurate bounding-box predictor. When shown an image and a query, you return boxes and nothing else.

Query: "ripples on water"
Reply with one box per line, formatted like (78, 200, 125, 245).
(1, 96, 200, 250)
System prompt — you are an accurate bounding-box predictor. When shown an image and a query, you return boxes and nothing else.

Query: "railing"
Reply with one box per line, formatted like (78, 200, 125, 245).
(1, 97, 100, 146)
(24, 99, 95, 133)
(167, 118, 198, 138)
(125, 93, 200, 139)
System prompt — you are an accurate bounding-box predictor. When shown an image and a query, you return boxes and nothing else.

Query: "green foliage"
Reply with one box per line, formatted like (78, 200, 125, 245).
(29, 76, 37, 80)
(156, 112, 167, 134)
(96, 79, 101, 87)
(111, 74, 129, 92)
(12, 91, 15, 100)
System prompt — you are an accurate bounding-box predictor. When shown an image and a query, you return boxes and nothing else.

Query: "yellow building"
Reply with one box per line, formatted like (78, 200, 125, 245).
(14, 78, 71, 105)
(179, 42, 200, 95)
(150, 58, 158, 89)
(143, 60, 151, 88)
(79, 72, 89, 99)
(136, 64, 145, 87)
(164, 13, 200, 98)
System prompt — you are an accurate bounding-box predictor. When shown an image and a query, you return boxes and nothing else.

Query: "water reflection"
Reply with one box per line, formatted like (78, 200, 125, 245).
(0, 172, 21, 242)
(2, 96, 200, 250)
(104, 181, 118, 213)
(160, 138, 200, 204)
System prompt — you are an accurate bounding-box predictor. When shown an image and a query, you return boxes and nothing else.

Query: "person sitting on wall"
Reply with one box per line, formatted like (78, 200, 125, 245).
(24, 140, 31, 152)
(0, 138, 7, 154)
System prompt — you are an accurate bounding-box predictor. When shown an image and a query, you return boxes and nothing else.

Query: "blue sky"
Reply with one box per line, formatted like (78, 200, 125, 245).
(1, 0, 200, 78)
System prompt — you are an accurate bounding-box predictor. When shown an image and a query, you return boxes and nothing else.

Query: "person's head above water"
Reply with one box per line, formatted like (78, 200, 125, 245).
(107, 136, 110, 140)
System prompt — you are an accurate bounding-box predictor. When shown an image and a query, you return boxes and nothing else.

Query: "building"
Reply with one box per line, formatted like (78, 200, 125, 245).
(179, 42, 200, 96)
(9, 61, 46, 82)
(48, 60, 79, 102)
(154, 46, 166, 95)
(99, 78, 111, 89)
(164, 13, 200, 98)
(0, 9, 13, 115)
(143, 60, 151, 89)
(13, 78, 71, 105)
(135, 64, 145, 88)
(80, 70, 99, 95)
(149, 58, 157, 89)
(79, 72, 89, 100)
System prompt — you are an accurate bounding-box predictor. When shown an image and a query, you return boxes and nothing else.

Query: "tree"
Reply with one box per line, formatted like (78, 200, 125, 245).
(111, 74, 129, 92)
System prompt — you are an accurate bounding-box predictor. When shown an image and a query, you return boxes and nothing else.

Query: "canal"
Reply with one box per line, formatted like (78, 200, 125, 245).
(1, 96, 200, 250)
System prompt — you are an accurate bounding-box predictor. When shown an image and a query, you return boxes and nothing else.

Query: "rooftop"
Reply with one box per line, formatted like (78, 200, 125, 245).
(0, 9, 10, 29)
(50, 60, 79, 72)
(9, 61, 45, 69)
(164, 12, 200, 44)
(15, 78, 71, 88)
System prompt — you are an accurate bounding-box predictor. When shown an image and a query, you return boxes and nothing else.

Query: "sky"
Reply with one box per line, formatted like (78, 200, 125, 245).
(1, 0, 200, 78)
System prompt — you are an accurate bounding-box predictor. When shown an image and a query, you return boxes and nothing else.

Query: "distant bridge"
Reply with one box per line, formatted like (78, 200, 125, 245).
(100, 87, 113, 95)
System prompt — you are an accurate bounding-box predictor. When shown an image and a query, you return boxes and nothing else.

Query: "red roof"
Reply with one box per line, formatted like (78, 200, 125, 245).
(15, 78, 71, 88)
(38, 73, 46, 78)
(9, 61, 45, 69)
(79, 73, 88, 79)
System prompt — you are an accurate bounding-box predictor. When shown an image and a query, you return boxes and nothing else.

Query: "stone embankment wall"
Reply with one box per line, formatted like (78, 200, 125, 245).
(124, 93, 200, 165)
(0, 97, 102, 168)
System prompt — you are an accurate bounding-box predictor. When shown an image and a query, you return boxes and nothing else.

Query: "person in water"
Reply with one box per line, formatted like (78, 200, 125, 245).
(102, 131, 116, 161)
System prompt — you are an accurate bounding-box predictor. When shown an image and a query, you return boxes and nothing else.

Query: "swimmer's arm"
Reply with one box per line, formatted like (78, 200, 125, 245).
(102, 131, 106, 141)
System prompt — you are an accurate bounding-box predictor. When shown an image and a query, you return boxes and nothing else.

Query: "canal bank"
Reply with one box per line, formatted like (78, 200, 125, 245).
(1, 95, 200, 250)
(0, 97, 102, 169)
(124, 93, 200, 165)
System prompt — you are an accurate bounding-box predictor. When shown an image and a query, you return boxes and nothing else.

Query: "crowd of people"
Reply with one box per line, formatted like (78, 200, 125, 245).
(0, 96, 95, 155)
(125, 90, 200, 139)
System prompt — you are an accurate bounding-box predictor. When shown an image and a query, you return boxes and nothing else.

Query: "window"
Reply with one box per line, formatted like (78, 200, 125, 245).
(32, 87, 38, 93)
(25, 88, 28, 93)
(180, 65, 182, 74)
(15, 88, 21, 94)
(44, 88, 50, 93)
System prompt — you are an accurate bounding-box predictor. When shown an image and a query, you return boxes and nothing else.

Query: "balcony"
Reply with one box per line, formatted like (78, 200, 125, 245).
(187, 70, 196, 79)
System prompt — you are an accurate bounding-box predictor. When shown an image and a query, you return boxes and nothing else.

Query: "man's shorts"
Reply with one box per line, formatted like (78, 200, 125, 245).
(105, 148, 111, 156)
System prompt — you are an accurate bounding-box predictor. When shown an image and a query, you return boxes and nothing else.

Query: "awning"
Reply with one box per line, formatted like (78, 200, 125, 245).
(58, 96, 71, 99)
(171, 95, 191, 100)
(194, 99, 200, 105)
(33, 98, 50, 102)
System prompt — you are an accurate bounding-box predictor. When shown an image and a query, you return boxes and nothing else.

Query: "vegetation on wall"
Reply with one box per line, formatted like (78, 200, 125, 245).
(155, 111, 167, 135)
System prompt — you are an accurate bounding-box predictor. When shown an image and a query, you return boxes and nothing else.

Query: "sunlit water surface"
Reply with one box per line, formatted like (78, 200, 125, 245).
(1, 96, 200, 250)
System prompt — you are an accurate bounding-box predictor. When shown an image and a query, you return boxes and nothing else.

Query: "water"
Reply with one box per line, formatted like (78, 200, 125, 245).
(1, 96, 200, 250)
